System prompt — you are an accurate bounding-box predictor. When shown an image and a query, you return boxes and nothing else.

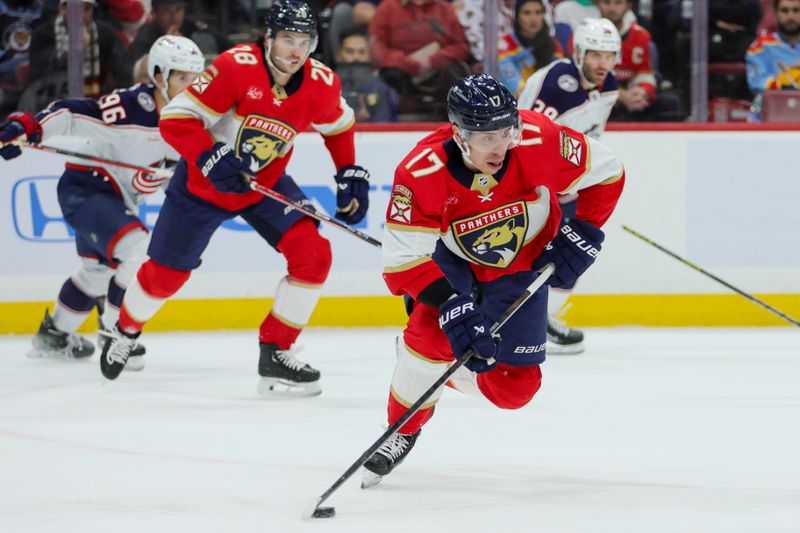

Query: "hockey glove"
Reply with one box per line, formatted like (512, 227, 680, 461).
(532, 218, 605, 289)
(334, 164, 370, 224)
(439, 294, 500, 373)
(196, 142, 249, 194)
(0, 111, 42, 160)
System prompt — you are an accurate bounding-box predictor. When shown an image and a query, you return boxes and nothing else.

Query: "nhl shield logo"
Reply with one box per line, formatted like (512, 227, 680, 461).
(236, 115, 297, 173)
(452, 201, 528, 268)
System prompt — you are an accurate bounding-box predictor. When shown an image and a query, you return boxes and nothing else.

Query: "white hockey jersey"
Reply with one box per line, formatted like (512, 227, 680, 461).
(36, 84, 178, 211)
(517, 58, 619, 139)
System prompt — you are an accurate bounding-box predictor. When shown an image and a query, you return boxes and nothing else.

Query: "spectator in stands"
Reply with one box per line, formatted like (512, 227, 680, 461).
(709, 0, 761, 63)
(498, 0, 563, 95)
(0, 0, 42, 110)
(554, 0, 599, 32)
(335, 24, 398, 121)
(597, 0, 682, 120)
(747, 0, 800, 93)
(28, 0, 130, 100)
(328, 0, 380, 63)
(453, 0, 514, 67)
(127, 0, 232, 63)
(369, 0, 469, 117)
(94, 0, 146, 48)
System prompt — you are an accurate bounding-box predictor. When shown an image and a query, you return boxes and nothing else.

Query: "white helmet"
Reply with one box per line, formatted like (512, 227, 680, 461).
(572, 18, 621, 69)
(148, 35, 205, 100)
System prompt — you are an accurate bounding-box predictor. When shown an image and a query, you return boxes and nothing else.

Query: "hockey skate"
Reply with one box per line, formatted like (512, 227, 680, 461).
(257, 343, 321, 397)
(98, 323, 146, 371)
(546, 316, 585, 354)
(98, 324, 141, 380)
(362, 431, 420, 488)
(27, 309, 95, 359)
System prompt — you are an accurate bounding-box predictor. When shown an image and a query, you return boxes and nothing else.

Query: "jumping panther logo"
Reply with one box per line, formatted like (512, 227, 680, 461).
(241, 134, 283, 172)
(452, 201, 529, 268)
(471, 218, 526, 267)
(236, 114, 296, 173)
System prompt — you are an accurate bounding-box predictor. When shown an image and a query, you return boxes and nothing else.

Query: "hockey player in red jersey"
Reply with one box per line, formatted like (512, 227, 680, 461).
(362, 74, 624, 486)
(98, 0, 371, 397)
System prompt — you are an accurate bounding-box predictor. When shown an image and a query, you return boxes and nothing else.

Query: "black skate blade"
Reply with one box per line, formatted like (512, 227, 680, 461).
(301, 497, 335, 519)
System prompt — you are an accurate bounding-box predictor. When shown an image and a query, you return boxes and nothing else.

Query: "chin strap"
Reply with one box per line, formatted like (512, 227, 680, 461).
(453, 128, 481, 170)
(159, 81, 170, 103)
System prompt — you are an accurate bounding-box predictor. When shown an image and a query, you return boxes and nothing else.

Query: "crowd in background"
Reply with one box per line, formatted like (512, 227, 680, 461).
(1, 0, 798, 123)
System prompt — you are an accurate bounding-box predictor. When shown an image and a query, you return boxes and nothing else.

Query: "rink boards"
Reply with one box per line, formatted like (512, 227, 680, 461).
(1, 125, 798, 332)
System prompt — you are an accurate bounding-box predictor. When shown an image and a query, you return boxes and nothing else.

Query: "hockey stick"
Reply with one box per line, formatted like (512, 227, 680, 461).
(22, 141, 382, 249)
(23, 141, 164, 174)
(245, 177, 382, 249)
(302, 262, 556, 520)
(622, 225, 800, 327)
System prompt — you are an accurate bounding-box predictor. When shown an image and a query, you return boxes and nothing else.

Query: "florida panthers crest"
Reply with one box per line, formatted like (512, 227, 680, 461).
(236, 115, 297, 173)
(452, 202, 529, 268)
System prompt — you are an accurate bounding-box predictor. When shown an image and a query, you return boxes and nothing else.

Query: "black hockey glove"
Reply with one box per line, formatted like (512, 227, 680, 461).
(334, 164, 370, 224)
(439, 294, 500, 373)
(532, 218, 605, 289)
(197, 142, 249, 194)
(0, 111, 41, 160)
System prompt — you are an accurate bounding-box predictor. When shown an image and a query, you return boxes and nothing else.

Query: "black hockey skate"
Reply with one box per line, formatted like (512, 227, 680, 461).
(99, 324, 141, 380)
(257, 343, 321, 397)
(27, 309, 95, 359)
(362, 431, 420, 488)
(98, 323, 146, 371)
(546, 316, 585, 354)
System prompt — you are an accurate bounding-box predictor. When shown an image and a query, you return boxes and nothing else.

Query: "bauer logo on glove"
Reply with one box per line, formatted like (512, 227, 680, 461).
(559, 223, 601, 258)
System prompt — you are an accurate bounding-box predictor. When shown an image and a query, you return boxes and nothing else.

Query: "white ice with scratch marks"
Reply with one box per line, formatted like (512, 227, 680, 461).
(0, 327, 798, 532)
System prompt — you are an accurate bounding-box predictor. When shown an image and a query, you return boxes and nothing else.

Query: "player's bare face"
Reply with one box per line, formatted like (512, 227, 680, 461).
(167, 70, 196, 100)
(582, 50, 616, 85)
(269, 31, 313, 75)
(457, 126, 517, 175)
(597, 0, 629, 26)
(516, 1, 545, 39)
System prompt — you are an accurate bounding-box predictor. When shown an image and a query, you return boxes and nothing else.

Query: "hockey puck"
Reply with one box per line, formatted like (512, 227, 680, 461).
(312, 506, 336, 518)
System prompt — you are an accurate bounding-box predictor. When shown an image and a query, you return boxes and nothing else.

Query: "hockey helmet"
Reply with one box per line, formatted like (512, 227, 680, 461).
(447, 74, 522, 157)
(265, 0, 319, 52)
(148, 35, 204, 100)
(447, 74, 520, 132)
(572, 18, 621, 69)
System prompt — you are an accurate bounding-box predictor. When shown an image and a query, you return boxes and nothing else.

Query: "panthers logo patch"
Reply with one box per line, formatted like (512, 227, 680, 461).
(236, 115, 297, 173)
(451, 202, 528, 268)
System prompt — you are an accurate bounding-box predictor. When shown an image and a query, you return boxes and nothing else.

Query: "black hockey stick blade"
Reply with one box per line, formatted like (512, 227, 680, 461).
(301, 497, 335, 520)
(301, 263, 555, 519)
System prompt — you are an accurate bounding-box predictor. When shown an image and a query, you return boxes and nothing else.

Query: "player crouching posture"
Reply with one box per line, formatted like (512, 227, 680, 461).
(97, 0, 370, 397)
(363, 74, 624, 486)
(0, 36, 204, 364)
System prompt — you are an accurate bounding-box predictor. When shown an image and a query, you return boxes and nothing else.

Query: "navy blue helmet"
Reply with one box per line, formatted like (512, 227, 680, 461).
(265, 0, 318, 41)
(447, 74, 519, 132)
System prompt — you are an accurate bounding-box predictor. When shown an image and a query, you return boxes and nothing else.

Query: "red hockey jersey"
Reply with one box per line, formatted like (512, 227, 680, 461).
(382, 109, 624, 299)
(614, 20, 657, 101)
(160, 42, 356, 210)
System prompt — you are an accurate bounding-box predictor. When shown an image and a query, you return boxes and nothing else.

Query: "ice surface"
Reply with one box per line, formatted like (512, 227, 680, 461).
(1, 327, 798, 533)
